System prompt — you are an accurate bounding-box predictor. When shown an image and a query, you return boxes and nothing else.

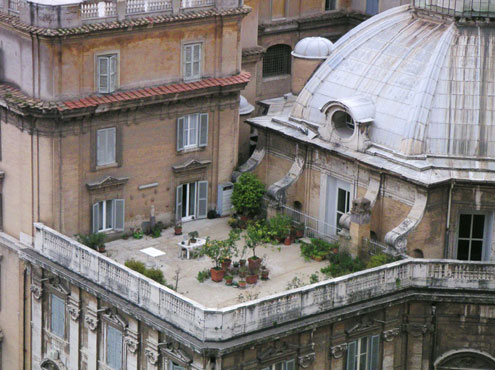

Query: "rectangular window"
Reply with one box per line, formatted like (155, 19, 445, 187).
(261, 359, 296, 370)
(97, 54, 117, 94)
(346, 335, 379, 370)
(325, 176, 352, 236)
(457, 213, 485, 261)
(169, 361, 185, 370)
(183, 43, 202, 80)
(50, 294, 65, 338)
(176, 181, 208, 222)
(106, 325, 123, 370)
(96, 127, 116, 166)
(177, 113, 208, 151)
(92, 199, 125, 233)
(325, 0, 336, 10)
(337, 187, 351, 231)
(366, 0, 379, 15)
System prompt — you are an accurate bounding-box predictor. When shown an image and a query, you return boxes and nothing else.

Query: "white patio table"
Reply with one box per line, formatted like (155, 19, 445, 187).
(178, 238, 206, 259)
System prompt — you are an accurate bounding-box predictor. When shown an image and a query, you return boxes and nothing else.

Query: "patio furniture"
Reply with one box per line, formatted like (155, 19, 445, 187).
(178, 238, 206, 259)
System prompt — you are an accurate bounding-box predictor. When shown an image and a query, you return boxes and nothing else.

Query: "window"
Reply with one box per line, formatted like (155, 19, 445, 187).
(325, 175, 352, 235)
(261, 359, 296, 370)
(176, 181, 208, 222)
(337, 187, 351, 231)
(97, 127, 116, 166)
(183, 43, 202, 80)
(325, 0, 336, 10)
(333, 111, 355, 138)
(169, 361, 185, 370)
(177, 113, 208, 151)
(105, 325, 123, 370)
(92, 199, 125, 233)
(366, 0, 379, 15)
(50, 294, 65, 339)
(346, 335, 380, 370)
(263, 45, 292, 78)
(97, 54, 118, 94)
(457, 214, 485, 261)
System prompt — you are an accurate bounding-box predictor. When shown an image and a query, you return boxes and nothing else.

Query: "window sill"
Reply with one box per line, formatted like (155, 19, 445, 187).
(262, 74, 291, 82)
(177, 146, 207, 155)
(96, 162, 119, 171)
(183, 76, 202, 83)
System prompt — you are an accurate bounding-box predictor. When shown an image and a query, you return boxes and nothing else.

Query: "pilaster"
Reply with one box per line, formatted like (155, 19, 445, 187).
(68, 286, 81, 370)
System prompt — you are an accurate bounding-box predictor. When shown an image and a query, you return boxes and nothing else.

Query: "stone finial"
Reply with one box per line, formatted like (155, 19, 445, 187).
(350, 197, 371, 225)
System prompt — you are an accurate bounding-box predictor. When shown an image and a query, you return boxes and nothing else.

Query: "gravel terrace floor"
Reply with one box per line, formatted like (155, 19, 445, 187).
(106, 218, 327, 308)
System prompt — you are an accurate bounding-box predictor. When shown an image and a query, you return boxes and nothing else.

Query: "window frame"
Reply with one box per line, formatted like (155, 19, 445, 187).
(456, 212, 490, 261)
(263, 44, 292, 78)
(103, 322, 124, 370)
(96, 127, 117, 167)
(325, 0, 336, 10)
(177, 113, 208, 151)
(49, 293, 66, 340)
(93, 198, 125, 233)
(346, 334, 380, 370)
(260, 358, 296, 370)
(182, 42, 203, 81)
(96, 52, 119, 94)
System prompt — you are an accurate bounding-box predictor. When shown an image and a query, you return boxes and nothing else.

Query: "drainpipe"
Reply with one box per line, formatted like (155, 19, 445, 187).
(444, 181, 455, 258)
(430, 304, 437, 370)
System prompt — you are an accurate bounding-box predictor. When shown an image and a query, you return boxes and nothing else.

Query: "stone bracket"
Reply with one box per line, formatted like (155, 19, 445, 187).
(330, 343, 347, 359)
(232, 137, 266, 182)
(84, 306, 98, 332)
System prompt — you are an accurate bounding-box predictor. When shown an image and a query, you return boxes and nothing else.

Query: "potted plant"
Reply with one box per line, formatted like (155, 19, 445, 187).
(221, 258, 232, 271)
(232, 261, 240, 275)
(246, 272, 258, 285)
(225, 275, 233, 286)
(76, 232, 107, 253)
(238, 280, 247, 289)
(244, 222, 269, 271)
(201, 238, 225, 282)
(239, 266, 248, 278)
(188, 231, 199, 244)
(293, 222, 304, 239)
(174, 222, 182, 235)
(261, 266, 270, 280)
(231, 173, 265, 220)
(268, 214, 292, 243)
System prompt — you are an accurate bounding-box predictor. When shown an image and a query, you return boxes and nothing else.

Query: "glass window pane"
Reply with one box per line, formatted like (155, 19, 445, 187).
(193, 44, 200, 61)
(182, 184, 187, 218)
(337, 188, 347, 213)
(185, 46, 192, 62)
(51, 294, 65, 338)
(185, 63, 192, 78)
(189, 183, 196, 216)
(458, 214, 472, 238)
(98, 201, 104, 231)
(106, 200, 113, 229)
(106, 326, 123, 369)
(457, 239, 470, 260)
(189, 115, 198, 145)
(470, 240, 483, 261)
(193, 61, 200, 77)
(472, 215, 485, 239)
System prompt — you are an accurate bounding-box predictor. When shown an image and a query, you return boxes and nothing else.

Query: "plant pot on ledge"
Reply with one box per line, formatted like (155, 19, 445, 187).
(248, 256, 262, 271)
(246, 274, 258, 285)
(261, 268, 269, 280)
(174, 224, 182, 235)
(238, 280, 247, 289)
(221, 258, 232, 271)
(284, 236, 292, 246)
(210, 268, 225, 283)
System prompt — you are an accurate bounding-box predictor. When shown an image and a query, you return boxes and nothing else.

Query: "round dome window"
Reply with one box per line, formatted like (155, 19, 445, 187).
(332, 111, 355, 138)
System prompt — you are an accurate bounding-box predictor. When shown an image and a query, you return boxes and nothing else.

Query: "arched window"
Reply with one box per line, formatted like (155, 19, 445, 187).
(263, 45, 292, 78)
(435, 350, 495, 370)
(332, 110, 355, 138)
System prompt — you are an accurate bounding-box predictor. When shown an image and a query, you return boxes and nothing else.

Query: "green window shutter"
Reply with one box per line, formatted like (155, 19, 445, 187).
(347, 340, 357, 370)
(199, 113, 208, 147)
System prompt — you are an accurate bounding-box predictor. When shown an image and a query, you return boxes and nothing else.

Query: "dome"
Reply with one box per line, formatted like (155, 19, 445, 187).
(290, 4, 495, 158)
(291, 37, 334, 60)
(239, 95, 255, 115)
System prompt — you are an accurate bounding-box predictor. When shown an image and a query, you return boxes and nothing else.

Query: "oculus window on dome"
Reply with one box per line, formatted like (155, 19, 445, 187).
(332, 111, 355, 138)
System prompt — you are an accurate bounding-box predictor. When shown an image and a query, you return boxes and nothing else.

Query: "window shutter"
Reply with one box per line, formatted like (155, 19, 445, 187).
(98, 56, 109, 93)
(177, 117, 185, 151)
(51, 294, 65, 338)
(199, 113, 208, 147)
(107, 127, 116, 164)
(193, 44, 201, 77)
(92, 202, 100, 233)
(176, 185, 183, 222)
(114, 199, 125, 231)
(197, 181, 208, 219)
(109, 55, 117, 93)
(285, 359, 295, 370)
(184, 45, 192, 78)
(346, 340, 357, 370)
(106, 326, 123, 369)
(369, 335, 380, 370)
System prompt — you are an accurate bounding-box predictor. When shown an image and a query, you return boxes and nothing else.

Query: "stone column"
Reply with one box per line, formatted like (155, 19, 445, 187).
(348, 197, 371, 258)
(68, 286, 81, 370)
(125, 317, 140, 370)
(172, 0, 180, 14)
(116, 0, 126, 21)
(30, 273, 43, 370)
(85, 297, 99, 370)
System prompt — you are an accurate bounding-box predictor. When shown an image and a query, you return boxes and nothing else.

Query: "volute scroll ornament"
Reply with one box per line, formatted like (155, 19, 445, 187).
(330, 343, 348, 359)
(383, 328, 400, 342)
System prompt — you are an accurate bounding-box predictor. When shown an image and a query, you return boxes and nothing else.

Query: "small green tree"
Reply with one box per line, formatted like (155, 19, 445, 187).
(232, 173, 265, 217)
(244, 221, 271, 259)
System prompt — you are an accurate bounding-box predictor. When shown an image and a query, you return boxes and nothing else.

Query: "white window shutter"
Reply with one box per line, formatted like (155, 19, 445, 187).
(346, 340, 357, 370)
(106, 326, 123, 369)
(193, 44, 201, 77)
(197, 181, 208, 219)
(51, 294, 65, 338)
(199, 113, 208, 147)
(177, 117, 185, 151)
(176, 185, 183, 222)
(369, 335, 380, 370)
(96, 129, 106, 166)
(92, 202, 100, 233)
(114, 199, 125, 231)
(98, 56, 109, 93)
(107, 127, 116, 164)
(109, 55, 117, 92)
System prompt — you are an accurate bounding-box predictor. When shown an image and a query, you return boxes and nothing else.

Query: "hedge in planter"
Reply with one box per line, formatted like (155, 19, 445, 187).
(232, 173, 265, 218)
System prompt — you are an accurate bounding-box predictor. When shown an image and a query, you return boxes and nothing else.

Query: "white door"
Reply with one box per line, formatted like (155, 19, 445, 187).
(325, 175, 352, 235)
(182, 182, 196, 221)
(176, 181, 208, 222)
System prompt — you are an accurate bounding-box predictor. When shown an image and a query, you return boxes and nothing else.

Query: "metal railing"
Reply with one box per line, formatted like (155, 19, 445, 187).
(280, 205, 339, 242)
(413, 0, 495, 17)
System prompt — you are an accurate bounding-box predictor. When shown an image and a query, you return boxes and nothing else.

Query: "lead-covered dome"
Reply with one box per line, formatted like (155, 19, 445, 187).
(292, 37, 334, 60)
(291, 4, 495, 157)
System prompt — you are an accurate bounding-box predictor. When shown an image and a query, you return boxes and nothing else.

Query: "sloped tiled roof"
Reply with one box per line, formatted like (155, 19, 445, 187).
(0, 71, 251, 114)
(0, 7, 250, 37)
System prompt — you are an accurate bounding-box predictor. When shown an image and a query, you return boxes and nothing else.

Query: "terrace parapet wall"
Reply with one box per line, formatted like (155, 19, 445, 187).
(24, 222, 495, 342)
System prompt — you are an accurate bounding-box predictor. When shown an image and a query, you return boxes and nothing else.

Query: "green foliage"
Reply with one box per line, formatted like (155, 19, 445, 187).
(150, 222, 164, 238)
(286, 277, 305, 290)
(309, 272, 320, 284)
(231, 173, 265, 217)
(300, 238, 338, 260)
(267, 214, 293, 239)
(321, 251, 365, 278)
(124, 259, 146, 274)
(132, 229, 144, 239)
(201, 229, 241, 268)
(197, 269, 210, 283)
(244, 221, 273, 258)
(188, 231, 199, 240)
(75, 232, 106, 251)
(366, 253, 399, 269)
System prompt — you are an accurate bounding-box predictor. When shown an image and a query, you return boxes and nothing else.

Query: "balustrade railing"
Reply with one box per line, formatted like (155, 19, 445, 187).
(8, 0, 19, 14)
(32, 223, 495, 342)
(181, 0, 214, 8)
(81, 1, 116, 19)
(126, 0, 171, 14)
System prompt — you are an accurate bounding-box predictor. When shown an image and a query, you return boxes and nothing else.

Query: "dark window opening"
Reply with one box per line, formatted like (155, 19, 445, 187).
(325, 0, 336, 10)
(457, 214, 485, 261)
(263, 45, 292, 78)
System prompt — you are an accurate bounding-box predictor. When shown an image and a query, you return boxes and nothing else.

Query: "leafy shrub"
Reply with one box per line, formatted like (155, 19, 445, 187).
(133, 229, 144, 239)
(207, 210, 218, 219)
(76, 232, 106, 251)
(267, 214, 293, 240)
(300, 238, 338, 260)
(244, 221, 273, 258)
(321, 251, 365, 278)
(366, 253, 399, 269)
(125, 259, 146, 274)
(232, 173, 265, 217)
(197, 269, 210, 283)
(149, 222, 164, 238)
(309, 273, 320, 284)
(144, 268, 166, 285)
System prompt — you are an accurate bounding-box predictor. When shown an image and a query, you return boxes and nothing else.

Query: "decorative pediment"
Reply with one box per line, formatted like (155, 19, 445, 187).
(103, 308, 127, 328)
(48, 276, 70, 295)
(159, 341, 193, 365)
(258, 340, 298, 362)
(86, 176, 129, 191)
(172, 159, 211, 173)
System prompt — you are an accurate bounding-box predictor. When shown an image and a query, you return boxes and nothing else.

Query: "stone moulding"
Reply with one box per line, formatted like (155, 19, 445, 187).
(383, 327, 400, 342)
(25, 222, 495, 343)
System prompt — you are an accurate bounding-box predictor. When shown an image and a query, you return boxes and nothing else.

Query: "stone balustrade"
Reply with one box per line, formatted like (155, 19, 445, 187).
(32, 223, 495, 342)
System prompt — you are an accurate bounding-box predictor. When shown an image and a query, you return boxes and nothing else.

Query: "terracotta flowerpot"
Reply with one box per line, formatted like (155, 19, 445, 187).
(312, 256, 323, 262)
(248, 257, 262, 271)
(239, 259, 246, 267)
(174, 227, 182, 235)
(261, 269, 269, 280)
(295, 229, 304, 238)
(239, 269, 248, 278)
(210, 268, 225, 283)
(225, 277, 233, 286)
(284, 237, 292, 246)
(221, 258, 232, 271)
(98, 245, 106, 253)
(238, 280, 247, 289)
(240, 215, 249, 222)
(246, 274, 258, 284)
